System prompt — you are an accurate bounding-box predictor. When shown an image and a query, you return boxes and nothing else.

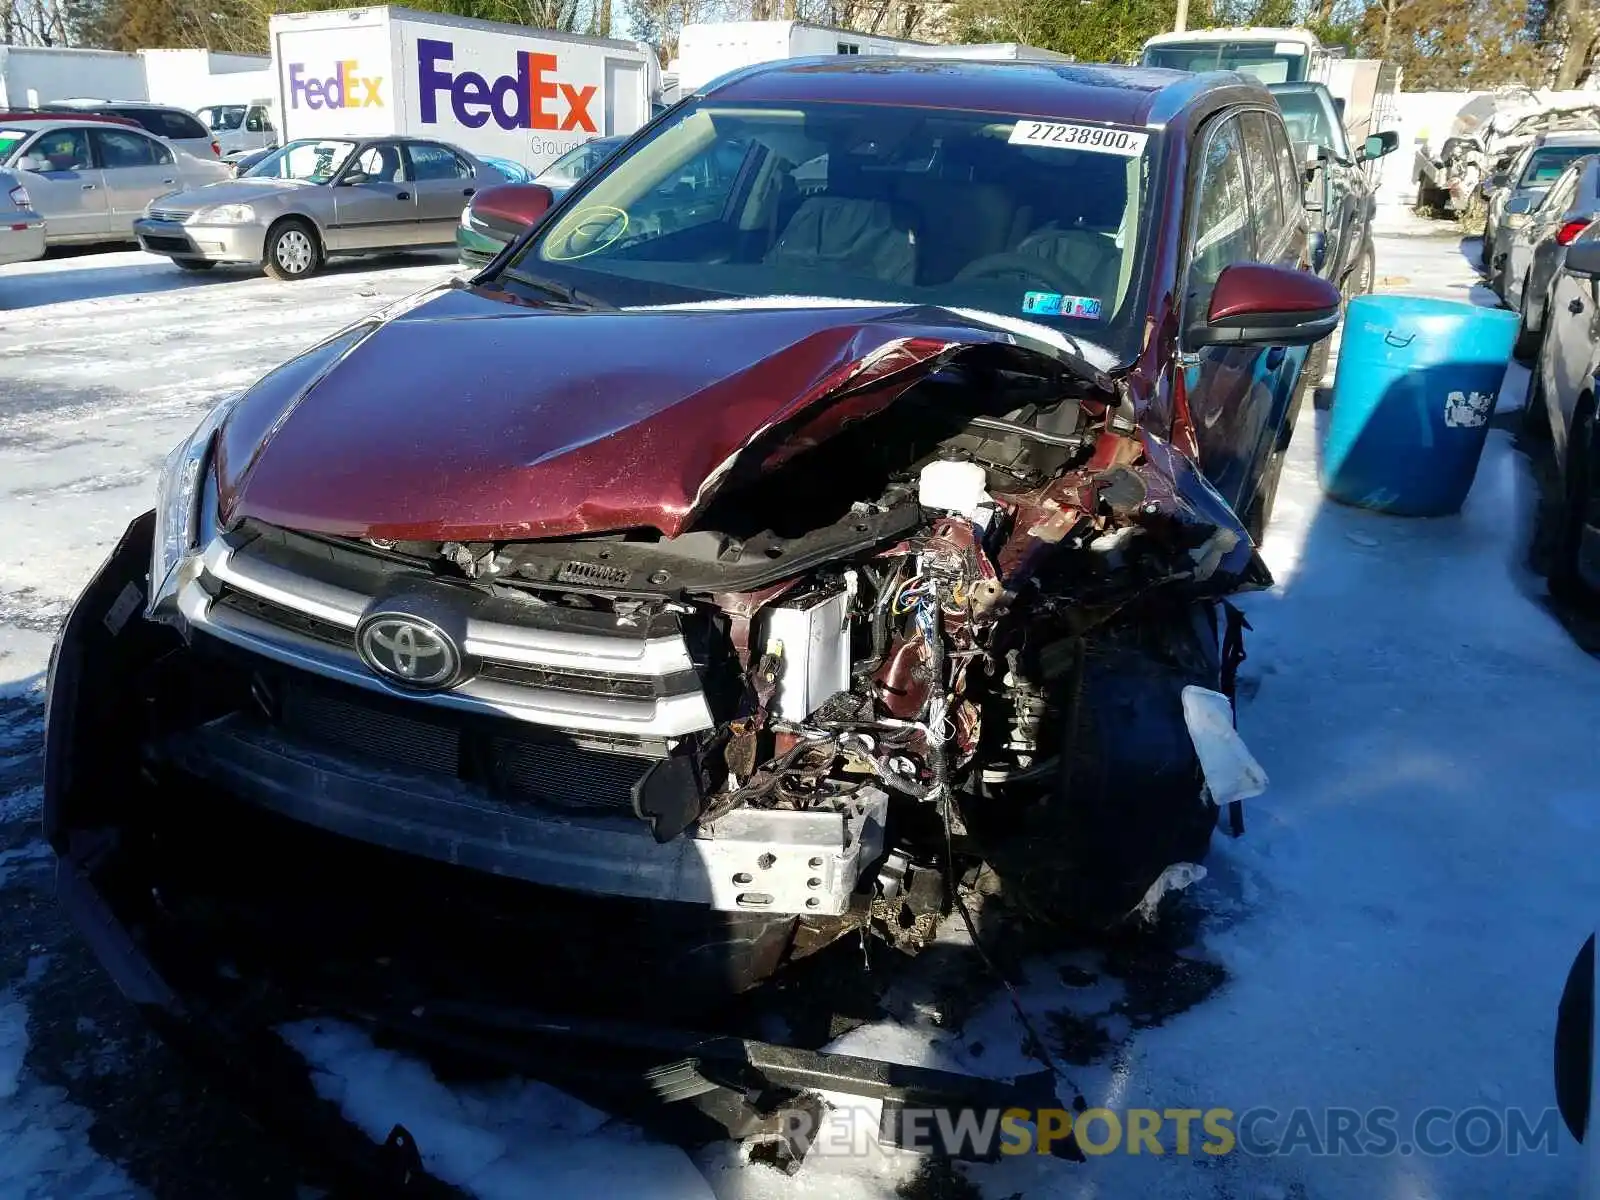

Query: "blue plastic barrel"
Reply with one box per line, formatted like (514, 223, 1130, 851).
(1322, 295, 1518, 516)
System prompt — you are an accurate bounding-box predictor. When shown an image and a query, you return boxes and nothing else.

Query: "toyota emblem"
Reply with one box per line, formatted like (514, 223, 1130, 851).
(357, 614, 461, 690)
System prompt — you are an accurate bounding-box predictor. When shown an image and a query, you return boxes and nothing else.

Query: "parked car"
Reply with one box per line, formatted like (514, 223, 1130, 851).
(1269, 82, 1395, 297)
(1525, 219, 1600, 598)
(457, 137, 626, 267)
(223, 145, 276, 177)
(479, 155, 534, 184)
(134, 136, 506, 279)
(0, 117, 229, 246)
(0, 166, 44, 266)
(1504, 154, 1600, 360)
(50, 99, 219, 161)
(46, 61, 1337, 1178)
(196, 100, 276, 157)
(1485, 131, 1600, 294)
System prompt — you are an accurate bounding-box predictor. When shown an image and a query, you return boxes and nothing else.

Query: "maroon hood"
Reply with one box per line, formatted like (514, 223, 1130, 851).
(216, 285, 1092, 543)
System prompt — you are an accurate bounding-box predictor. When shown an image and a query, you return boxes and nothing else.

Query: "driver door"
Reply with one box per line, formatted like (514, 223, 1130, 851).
(15, 127, 111, 241)
(328, 142, 417, 251)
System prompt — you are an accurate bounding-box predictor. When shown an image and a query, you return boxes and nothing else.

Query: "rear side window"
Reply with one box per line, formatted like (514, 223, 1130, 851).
(1191, 116, 1254, 290)
(92, 128, 159, 168)
(113, 108, 208, 142)
(407, 143, 472, 181)
(1240, 112, 1285, 247)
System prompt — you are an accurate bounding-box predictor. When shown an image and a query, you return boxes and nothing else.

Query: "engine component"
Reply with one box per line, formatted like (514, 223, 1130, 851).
(918, 459, 990, 523)
(760, 584, 852, 722)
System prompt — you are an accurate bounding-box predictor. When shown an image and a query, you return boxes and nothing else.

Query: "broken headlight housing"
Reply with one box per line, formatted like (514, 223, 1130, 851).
(148, 395, 239, 618)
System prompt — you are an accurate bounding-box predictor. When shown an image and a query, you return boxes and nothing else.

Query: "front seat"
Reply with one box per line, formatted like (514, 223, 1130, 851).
(763, 195, 917, 286)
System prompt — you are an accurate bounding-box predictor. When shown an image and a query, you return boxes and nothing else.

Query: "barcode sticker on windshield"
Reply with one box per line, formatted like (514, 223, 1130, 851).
(1009, 121, 1149, 156)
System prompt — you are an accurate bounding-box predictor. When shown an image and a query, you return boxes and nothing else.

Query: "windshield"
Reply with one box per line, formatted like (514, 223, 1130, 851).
(1143, 40, 1309, 83)
(244, 139, 357, 183)
(1521, 145, 1600, 188)
(200, 105, 246, 132)
(538, 138, 623, 185)
(504, 101, 1155, 361)
(1273, 91, 1350, 159)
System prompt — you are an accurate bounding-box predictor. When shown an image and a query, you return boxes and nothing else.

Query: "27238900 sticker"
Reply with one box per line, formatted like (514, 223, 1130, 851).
(1008, 121, 1149, 156)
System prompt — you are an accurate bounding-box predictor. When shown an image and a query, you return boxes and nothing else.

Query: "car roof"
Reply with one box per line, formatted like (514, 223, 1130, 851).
(700, 58, 1261, 130)
(1538, 131, 1600, 148)
(56, 99, 190, 112)
(0, 110, 140, 128)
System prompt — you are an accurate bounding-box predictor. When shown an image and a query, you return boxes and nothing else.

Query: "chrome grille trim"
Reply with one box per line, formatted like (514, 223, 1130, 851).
(181, 536, 714, 737)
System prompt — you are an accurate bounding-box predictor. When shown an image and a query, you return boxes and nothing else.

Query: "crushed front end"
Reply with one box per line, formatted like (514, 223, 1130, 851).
(45, 300, 1268, 1173)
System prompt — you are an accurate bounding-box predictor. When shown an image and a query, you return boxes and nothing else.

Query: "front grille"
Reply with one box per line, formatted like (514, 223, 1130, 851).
(142, 234, 193, 253)
(475, 661, 665, 700)
(216, 587, 353, 649)
(273, 679, 656, 812)
(490, 735, 652, 811)
(147, 208, 190, 222)
(557, 560, 631, 587)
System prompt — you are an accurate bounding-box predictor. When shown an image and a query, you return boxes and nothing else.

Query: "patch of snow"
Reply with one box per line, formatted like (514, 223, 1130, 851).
(281, 1019, 716, 1200)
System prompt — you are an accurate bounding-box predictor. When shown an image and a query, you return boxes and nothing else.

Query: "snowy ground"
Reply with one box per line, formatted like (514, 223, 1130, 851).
(1, 221, 1596, 1199)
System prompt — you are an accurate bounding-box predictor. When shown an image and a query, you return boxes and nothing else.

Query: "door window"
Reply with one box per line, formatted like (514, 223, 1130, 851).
(344, 144, 408, 184)
(1190, 115, 1254, 291)
(1239, 112, 1285, 250)
(245, 106, 273, 134)
(92, 128, 159, 169)
(406, 143, 472, 181)
(1267, 119, 1305, 226)
(27, 128, 92, 172)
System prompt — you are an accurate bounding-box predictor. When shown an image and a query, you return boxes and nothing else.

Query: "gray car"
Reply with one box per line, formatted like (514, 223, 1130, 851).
(1524, 218, 1600, 598)
(0, 166, 44, 266)
(0, 117, 230, 245)
(135, 136, 506, 280)
(1505, 154, 1600, 361)
(1486, 131, 1600, 295)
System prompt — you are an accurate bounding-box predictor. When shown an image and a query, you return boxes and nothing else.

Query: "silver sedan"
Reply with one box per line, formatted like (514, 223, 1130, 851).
(134, 136, 506, 280)
(1524, 218, 1600, 598)
(0, 117, 229, 245)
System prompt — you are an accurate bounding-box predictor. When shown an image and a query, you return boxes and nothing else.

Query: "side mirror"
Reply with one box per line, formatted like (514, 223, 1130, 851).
(1360, 131, 1398, 162)
(1186, 262, 1342, 349)
(1506, 195, 1536, 216)
(1565, 240, 1600, 280)
(471, 182, 555, 233)
(14, 154, 43, 172)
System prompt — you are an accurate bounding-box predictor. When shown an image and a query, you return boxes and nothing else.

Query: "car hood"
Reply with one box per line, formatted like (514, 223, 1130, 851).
(159, 178, 314, 211)
(215, 285, 1116, 543)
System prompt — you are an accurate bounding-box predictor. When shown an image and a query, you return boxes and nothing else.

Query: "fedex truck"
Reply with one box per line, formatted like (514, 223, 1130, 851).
(269, 5, 659, 172)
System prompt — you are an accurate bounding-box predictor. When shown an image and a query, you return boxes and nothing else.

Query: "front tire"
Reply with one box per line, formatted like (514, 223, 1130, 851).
(1514, 286, 1542, 364)
(1522, 351, 1552, 445)
(263, 219, 320, 281)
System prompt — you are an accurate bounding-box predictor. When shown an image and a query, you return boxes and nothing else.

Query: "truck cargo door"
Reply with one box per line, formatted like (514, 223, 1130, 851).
(604, 60, 644, 138)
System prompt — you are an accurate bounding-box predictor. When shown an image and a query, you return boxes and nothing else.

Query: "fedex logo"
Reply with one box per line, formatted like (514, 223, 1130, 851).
(288, 60, 384, 109)
(417, 38, 597, 134)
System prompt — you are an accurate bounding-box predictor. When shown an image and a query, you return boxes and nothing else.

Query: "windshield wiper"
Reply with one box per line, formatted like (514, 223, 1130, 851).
(501, 269, 614, 311)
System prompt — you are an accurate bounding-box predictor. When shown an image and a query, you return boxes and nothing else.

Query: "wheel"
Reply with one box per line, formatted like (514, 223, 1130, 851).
(1244, 444, 1289, 544)
(173, 258, 215, 272)
(1551, 402, 1599, 603)
(1343, 242, 1375, 312)
(263, 219, 320, 281)
(1522, 351, 1552, 445)
(1479, 221, 1492, 271)
(1513, 281, 1542, 364)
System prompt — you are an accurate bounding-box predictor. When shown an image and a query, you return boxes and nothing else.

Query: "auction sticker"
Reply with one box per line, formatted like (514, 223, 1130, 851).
(1009, 121, 1149, 156)
(1022, 292, 1103, 319)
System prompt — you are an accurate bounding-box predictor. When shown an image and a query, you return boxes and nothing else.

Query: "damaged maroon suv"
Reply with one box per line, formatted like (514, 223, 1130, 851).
(45, 59, 1337, 1168)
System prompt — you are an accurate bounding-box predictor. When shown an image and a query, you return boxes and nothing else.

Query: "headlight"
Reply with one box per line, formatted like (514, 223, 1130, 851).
(195, 203, 255, 224)
(1507, 212, 1529, 229)
(148, 395, 240, 618)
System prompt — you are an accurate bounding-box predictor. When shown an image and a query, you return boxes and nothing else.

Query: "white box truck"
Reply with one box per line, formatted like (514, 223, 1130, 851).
(270, 5, 659, 171)
(0, 45, 148, 108)
(675, 21, 929, 93)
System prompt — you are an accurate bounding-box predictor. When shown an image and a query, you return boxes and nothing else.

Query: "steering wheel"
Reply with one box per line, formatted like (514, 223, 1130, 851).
(547, 206, 629, 261)
(954, 252, 1083, 297)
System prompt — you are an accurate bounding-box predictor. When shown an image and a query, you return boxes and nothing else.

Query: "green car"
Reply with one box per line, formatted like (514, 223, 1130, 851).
(457, 138, 627, 268)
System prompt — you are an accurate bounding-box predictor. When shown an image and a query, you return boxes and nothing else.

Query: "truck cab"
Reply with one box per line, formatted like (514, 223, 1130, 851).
(1140, 27, 1324, 84)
